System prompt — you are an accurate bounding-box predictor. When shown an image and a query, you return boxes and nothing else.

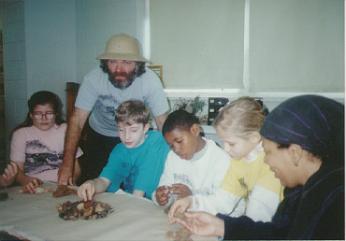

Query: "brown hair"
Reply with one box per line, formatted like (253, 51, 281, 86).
(115, 100, 150, 125)
(213, 96, 265, 138)
(13, 90, 64, 131)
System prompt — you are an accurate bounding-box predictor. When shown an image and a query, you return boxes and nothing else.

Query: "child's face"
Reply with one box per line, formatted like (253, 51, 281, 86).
(164, 125, 201, 160)
(30, 104, 56, 131)
(118, 122, 149, 148)
(262, 138, 300, 188)
(216, 129, 259, 160)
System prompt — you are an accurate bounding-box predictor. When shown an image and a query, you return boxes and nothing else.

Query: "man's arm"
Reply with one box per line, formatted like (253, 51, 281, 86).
(58, 107, 89, 185)
(154, 113, 168, 131)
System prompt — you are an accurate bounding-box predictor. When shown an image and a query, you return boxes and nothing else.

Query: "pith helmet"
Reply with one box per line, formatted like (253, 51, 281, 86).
(97, 33, 149, 62)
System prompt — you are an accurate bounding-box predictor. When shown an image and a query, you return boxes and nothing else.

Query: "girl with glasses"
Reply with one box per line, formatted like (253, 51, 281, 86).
(9, 91, 83, 193)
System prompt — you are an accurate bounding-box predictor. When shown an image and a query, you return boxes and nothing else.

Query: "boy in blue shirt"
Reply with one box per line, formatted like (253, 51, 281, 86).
(77, 100, 169, 200)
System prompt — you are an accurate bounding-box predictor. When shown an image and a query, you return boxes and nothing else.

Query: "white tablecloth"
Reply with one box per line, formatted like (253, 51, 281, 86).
(0, 183, 215, 241)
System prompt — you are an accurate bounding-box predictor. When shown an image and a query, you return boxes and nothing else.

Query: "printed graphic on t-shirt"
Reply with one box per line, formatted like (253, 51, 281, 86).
(173, 173, 216, 195)
(123, 165, 138, 194)
(24, 140, 63, 175)
(93, 95, 120, 127)
(173, 173, 193, 188)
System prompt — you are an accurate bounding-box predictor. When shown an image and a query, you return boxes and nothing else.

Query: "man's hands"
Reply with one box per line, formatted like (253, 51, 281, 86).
(58, 164, 74, 185)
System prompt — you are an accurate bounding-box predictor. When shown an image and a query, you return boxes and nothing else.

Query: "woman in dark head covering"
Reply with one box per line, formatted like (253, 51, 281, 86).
(170, 95, 344, 240)
(261, 94, 344, 169)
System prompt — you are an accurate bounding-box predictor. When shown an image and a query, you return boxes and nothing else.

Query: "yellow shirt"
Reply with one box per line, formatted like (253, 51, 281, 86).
(191, 143, 283, 221)
(222, 150, 283, 204)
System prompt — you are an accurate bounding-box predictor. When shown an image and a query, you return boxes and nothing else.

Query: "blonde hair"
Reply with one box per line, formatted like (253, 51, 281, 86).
(213, 97, 265, 138)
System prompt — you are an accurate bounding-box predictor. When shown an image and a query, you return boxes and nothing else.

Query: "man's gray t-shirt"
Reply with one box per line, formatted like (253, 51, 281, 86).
(75, 67, 169, 137)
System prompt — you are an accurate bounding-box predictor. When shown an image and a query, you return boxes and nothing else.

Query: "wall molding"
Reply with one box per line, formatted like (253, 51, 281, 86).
(165, 89, 344, 112)
(164, 88, 344, 99)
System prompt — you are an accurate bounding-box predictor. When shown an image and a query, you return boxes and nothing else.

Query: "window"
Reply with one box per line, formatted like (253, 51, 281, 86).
(150, 0, 245, 90)
(149, 0, 344, 93)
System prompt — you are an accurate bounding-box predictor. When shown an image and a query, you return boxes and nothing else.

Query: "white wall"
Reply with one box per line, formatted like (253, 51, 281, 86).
(2, 0, 27, 139)
(25, 0, 77, 105)
(75, 0, 145, 83)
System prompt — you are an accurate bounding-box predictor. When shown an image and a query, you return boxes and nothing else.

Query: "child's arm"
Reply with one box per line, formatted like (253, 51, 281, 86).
(244, 185, 281, 222)
(151, 152, 175, 205)
(133, 190, 145, 198)
(169, 188, 240, 217)
(77, 177, 110, 201)
(190, 188, 245, 215)
(14, 162, 43, 194)
(168, 196, 193, 220)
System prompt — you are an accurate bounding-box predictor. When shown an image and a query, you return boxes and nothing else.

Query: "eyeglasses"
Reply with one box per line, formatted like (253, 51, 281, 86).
(32, 111, 56, 119)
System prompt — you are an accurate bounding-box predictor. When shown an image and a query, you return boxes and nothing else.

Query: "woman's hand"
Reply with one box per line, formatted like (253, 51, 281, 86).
(171, 183, 192, 199)
(168, 196, 193, 222)
(172, 211, 225, 237)
(155, 185, 171, 206)
(22, 178, 43, 194)
(0, 162, 18, 187)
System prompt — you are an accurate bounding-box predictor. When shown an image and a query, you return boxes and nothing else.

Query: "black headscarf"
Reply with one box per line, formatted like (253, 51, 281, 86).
(260, 95, 344, 167)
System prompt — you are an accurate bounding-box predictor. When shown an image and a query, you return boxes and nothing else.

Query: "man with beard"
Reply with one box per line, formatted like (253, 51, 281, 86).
(58, 34, 169, 185)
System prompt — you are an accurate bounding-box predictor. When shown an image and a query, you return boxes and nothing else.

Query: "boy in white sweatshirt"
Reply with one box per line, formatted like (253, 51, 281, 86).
(152, 110, 230, 208)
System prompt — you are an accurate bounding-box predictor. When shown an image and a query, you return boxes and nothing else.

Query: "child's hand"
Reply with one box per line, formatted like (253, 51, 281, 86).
(0, 162, 18, 187)
(168, 196, 193, 223)
(155, 185, 171, 206)
(22, 178, 43, 194)
(78, 181, 96, 201)
(171, 183, 192, 199)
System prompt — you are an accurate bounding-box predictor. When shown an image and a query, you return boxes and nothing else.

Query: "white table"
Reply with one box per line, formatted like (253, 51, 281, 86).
(0, 183, 215, 241)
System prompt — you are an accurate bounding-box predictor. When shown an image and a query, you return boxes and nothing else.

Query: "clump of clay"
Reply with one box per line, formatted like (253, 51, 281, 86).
(57, 200, 113, 220)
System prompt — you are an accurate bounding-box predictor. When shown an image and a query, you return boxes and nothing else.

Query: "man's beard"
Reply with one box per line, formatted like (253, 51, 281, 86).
(107, 69, 137, 89)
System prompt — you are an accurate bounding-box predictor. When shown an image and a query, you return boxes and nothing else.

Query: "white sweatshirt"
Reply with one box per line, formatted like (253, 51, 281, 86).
(152, 139, 230, 206)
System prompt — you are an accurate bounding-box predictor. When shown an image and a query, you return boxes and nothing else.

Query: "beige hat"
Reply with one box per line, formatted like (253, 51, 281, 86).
(97, 33, 149, 62)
